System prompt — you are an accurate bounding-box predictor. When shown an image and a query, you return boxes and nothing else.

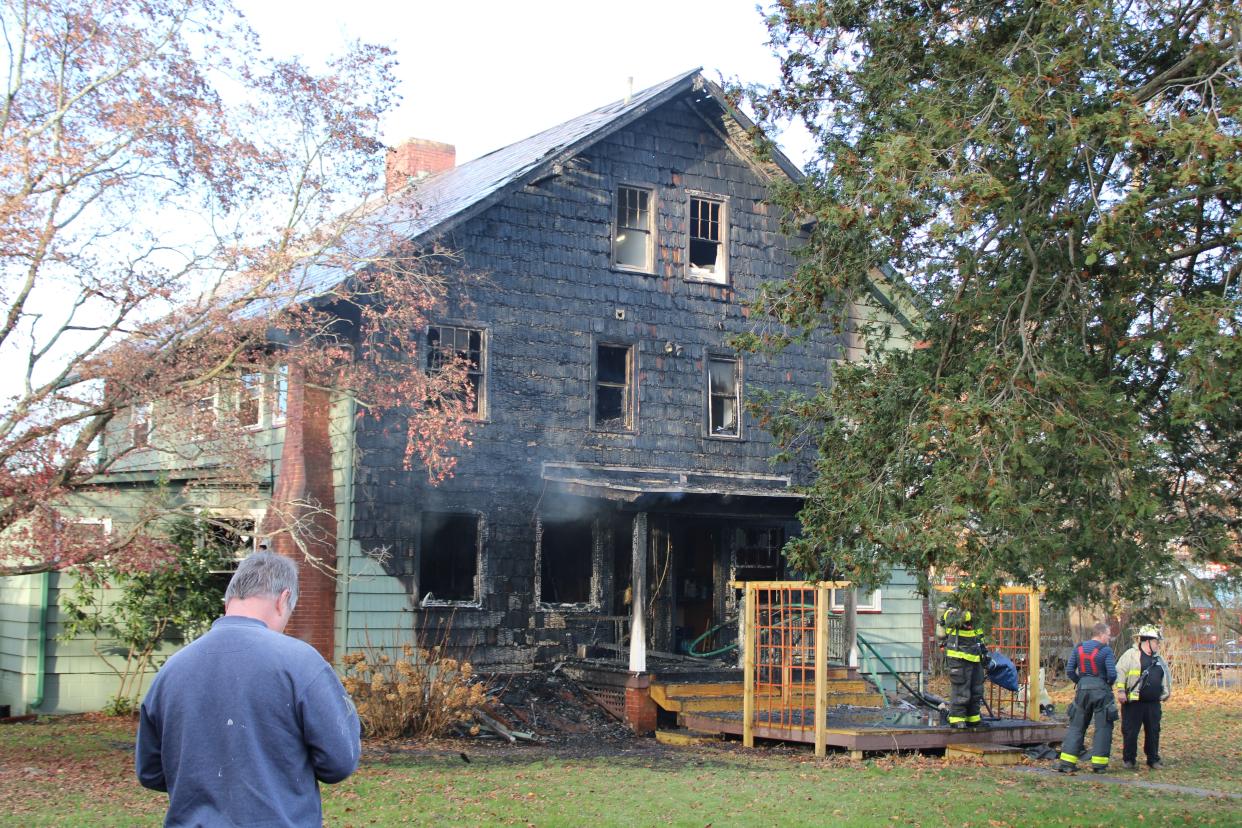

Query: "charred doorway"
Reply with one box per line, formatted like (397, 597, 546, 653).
(647, 517, 725, 655)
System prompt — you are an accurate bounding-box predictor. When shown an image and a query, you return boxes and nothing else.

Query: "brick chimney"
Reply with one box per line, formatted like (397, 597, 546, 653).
(386, 138, 455, 194)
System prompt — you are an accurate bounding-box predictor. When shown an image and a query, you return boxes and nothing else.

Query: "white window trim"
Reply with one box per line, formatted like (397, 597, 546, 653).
(535, 515, 603, 612)
(612, 184, 656, 274)
(235, 371, 266, 432)
(705, 353, 743, 440)
(415, 511, 485, 609)
(685, 191, 728, 284)
(831, 587, 883, 613)
(271, 364, 289, 426)
(130, 402, 153, 448)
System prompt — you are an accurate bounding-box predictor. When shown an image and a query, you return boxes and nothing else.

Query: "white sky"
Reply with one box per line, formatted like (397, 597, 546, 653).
(237, 0, 812, 168)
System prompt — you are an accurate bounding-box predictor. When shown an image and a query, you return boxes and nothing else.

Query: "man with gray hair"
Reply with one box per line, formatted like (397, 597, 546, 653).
(137, 552, 360, 826)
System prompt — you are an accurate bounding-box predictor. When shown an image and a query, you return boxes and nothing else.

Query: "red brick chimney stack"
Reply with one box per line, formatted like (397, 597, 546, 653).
(386, 138, 456, 194)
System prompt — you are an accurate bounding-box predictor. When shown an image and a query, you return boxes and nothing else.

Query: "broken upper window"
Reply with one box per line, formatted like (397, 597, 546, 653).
(419, 511, 480, 603)
(687, 196, 726, 282)
(131, 402, 152, 448)
(272, 364, 289, 423)
(539, 518, 595, 605)
(593, 343, 633, 431)
(707, 356, 740, 438)
(613, 186, 653, 271)
(235, 371, 263, 428)
(427, 325, 485, 415)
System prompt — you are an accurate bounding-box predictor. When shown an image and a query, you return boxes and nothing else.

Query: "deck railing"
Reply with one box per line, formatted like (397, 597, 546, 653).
(739, 581, 851, 757)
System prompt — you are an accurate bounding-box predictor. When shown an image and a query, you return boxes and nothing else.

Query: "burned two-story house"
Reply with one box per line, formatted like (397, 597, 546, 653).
(1, 69, 925, 717)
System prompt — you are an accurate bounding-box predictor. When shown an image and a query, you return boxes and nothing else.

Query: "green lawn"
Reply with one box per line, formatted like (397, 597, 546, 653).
(2, 699, 1240, 827)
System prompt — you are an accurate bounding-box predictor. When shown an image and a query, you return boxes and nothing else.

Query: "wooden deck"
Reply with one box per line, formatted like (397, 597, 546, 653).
(681, 710, 1065, 752)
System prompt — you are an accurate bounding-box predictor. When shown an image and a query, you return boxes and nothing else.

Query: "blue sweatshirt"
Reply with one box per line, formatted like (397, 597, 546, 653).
(1066, 639, 1117, 686)
(137, 616, 361, 827)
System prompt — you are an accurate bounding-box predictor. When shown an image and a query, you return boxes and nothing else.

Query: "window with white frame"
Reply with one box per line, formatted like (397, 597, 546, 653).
(613, 186, 653, 271)
(707, 355, 740, 438)
(687, 195, 726, 282)
(235, 371, 263, 428)
(426, 325, 485, 416)
(830, 587, 883, 613)
(272, 364, 289, 423)
(131, 402, 152, 448)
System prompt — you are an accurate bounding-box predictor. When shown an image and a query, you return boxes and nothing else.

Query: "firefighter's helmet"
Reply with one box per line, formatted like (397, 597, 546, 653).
(1137, 625, 1162, 641)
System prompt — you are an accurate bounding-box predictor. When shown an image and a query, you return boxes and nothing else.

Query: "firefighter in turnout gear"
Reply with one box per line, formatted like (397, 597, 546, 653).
(1115, 625, 1172, 770)
(1057, 622, 1119, 774)
(940, 597, 989, 729)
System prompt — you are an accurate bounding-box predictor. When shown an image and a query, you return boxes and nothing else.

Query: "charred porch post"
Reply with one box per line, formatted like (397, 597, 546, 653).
(628, 512, 648, 672)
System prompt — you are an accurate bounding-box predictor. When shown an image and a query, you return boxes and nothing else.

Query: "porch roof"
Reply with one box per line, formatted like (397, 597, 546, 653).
(541, 462, 803, 507)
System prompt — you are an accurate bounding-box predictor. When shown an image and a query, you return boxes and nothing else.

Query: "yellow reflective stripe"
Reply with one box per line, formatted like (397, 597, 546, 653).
(947, 716, 966, 723)
(965, 715, 981, 723)
(1059, 753, 1078, 764)
(945, 628, 979, 637)
(946, 650, 981, 662)
(1091, 756, 1109, 765)
(1127, 669, 1141, 675)
(1129, 693, 1139, 700)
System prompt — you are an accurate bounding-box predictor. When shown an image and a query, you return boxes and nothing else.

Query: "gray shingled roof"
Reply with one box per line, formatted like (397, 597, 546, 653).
(282, 67, 716, 301)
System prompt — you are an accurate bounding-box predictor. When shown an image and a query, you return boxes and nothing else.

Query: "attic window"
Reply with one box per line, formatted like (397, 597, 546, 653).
(131, 402, 152, 448)
(687, 196, 726, 282)
(613, 186, 653, 271)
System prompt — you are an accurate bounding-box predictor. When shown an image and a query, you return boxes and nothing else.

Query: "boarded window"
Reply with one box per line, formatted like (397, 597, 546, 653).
(419, 512, 479, 602)
(539, 518, 594, 605)
(427, 325, 485, 415)
(613, 186, 652, 270)
(593, 344, 633, 430)
(688, 196, 725, 281)
(707, 356, 740, 437)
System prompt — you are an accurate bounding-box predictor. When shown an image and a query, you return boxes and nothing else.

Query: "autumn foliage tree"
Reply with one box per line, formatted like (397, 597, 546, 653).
(743, 0, 1241, 608)
(0, 0, 474, 575)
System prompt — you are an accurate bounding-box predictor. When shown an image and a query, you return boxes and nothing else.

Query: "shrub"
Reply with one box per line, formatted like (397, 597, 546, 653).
(342, 642, 488, 739)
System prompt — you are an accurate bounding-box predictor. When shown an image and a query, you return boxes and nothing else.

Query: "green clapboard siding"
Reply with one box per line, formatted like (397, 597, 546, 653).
(858, 568, 924, 692)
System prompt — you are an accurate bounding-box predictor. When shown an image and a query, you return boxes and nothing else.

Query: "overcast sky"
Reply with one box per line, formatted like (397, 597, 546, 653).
(237, 0, 813, 167)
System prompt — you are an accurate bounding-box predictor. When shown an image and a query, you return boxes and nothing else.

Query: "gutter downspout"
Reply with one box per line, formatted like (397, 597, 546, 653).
(30, 571, 50, 712)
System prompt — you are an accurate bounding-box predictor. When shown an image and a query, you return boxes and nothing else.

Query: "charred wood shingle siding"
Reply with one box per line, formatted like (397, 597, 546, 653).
(353, 98, 839, 666)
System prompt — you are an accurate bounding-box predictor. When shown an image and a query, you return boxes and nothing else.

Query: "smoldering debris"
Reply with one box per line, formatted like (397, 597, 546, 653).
(458, 671, 635, 746)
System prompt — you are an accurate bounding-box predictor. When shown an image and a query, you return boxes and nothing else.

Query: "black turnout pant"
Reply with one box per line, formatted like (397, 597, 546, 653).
(1121, 700, 1162, 766)
(947, 656, 984, 724)
(1059, 677, 1116, 768)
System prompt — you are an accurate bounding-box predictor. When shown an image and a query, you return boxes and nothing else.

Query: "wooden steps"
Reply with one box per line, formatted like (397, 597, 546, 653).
(944, 742, 1024, 766)
(655, 728, 720, 747)
(648, 667, 884, 716)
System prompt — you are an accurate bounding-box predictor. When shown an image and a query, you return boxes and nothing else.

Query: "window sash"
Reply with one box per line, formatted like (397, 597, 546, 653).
(688, 196, 725, 280)
(830, 588, 883, 613)
(614, 186, 652, 270)
(427, 325, 485, 414)
(707, 357, 739, 437)
(594, 344, 633, 430)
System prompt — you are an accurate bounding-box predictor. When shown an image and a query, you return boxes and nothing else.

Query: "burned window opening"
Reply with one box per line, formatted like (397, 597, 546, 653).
(707, 356, 740, 437)
(419, 512, 479, 603)
(688, 196, 725, 281)
(736, 526, 784, 570)
(427, 325, 484, 415)
(593, 343, 633, 431)
(539, 518, 594, 605)
(131, 402, 152, 448)
(613, 186, 652, 271)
